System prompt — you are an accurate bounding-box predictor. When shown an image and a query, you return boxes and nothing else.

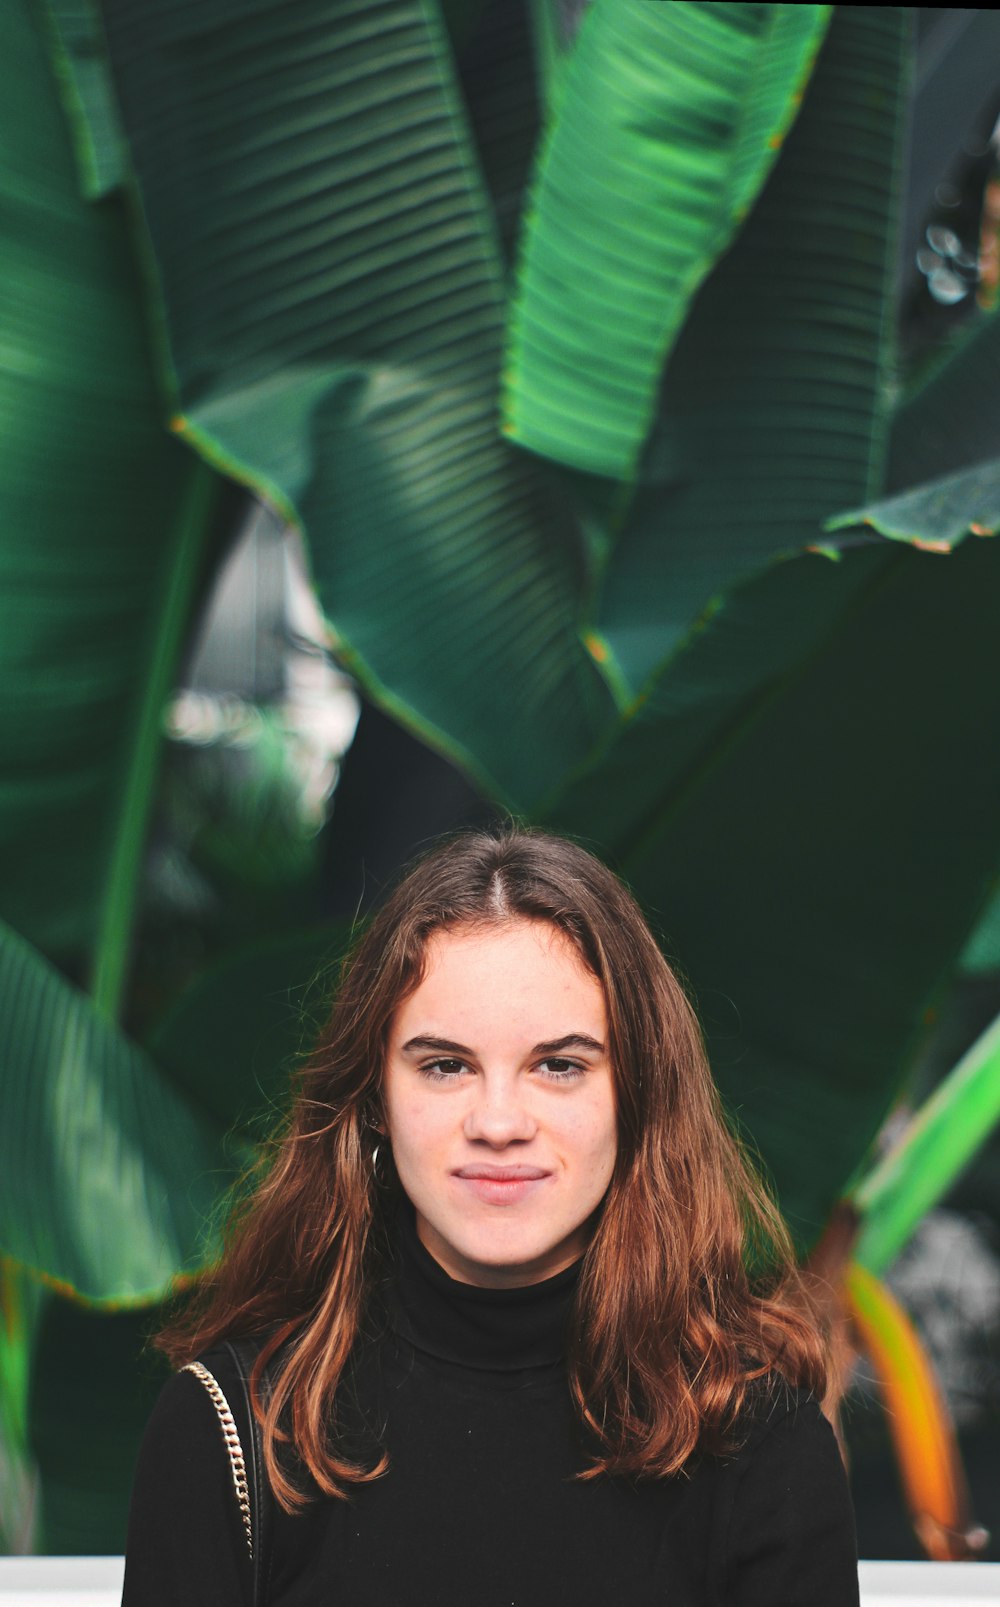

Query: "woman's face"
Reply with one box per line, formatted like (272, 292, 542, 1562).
(383, 919, 617, 1288)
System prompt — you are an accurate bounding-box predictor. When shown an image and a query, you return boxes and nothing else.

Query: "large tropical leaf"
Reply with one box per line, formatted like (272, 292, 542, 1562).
(98, 0, 615, 811)
(503, 1, 832, 480)
(852, 1007, 1000, 1275)
(0, 917, 231, 1302)
(0, 0, 220, 964)
(546, 532, 1000, 1245)
(590, 4, 910, 694)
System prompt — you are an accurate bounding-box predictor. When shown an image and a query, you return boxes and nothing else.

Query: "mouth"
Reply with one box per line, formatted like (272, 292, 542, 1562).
(454, 1166, 550, 1181)
(452, 1165, 551, 1205)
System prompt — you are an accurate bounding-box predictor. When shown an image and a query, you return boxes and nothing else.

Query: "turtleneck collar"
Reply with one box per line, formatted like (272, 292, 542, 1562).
(383, 1200, 581, 1372)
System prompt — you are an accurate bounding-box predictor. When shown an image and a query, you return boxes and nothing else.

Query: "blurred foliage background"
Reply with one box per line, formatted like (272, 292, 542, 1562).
(1, 0, 1000, 1560)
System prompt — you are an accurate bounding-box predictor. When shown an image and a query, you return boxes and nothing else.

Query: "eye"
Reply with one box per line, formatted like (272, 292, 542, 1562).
(536, 1058, 585, 1082)
(419, 1058, 468, 1082)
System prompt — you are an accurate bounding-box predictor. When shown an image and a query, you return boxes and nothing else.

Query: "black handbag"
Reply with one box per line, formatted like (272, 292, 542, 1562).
(182, 1336, 273, 1607)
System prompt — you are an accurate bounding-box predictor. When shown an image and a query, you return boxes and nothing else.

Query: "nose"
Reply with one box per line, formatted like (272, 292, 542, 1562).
(463, 1071, 536, 1147)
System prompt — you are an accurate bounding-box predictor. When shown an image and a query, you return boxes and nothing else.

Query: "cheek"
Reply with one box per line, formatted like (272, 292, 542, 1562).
(563, 1095, 618, 1172)
(385, 1084, 440, 1156)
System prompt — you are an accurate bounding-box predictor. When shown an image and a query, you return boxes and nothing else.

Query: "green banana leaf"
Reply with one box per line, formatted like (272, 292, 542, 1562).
(98, 0, 614, 811)
(547, 533, 1000, 1244)
(0, 916, 231, 1302)
(503, 1, 831, 480)
(852, 1006, 1000, 1274)
(0, 0, 220, 966)
(591, 3, 910, 694)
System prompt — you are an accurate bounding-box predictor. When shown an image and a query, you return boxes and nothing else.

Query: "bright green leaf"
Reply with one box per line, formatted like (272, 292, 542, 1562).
(504, 0, 831, 478)
(852, 1007, 1000, 1274)
(593, 3, 909, 692)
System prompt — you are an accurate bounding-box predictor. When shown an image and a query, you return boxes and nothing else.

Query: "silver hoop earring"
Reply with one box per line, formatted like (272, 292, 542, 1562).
(371, 1143, 388, 1183)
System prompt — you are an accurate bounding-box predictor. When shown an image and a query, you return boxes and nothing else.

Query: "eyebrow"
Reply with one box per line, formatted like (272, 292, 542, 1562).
(399, 1033, 606, 1057)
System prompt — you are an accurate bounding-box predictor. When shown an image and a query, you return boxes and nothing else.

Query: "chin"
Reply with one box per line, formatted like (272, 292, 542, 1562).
(450, 1219, 580, 1280)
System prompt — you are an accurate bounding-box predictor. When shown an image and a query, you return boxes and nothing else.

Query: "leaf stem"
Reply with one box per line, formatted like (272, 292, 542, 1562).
(90, 460, 217, 1022)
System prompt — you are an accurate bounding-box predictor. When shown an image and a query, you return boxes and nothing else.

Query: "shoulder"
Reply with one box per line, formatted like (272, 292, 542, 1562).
(122, 1347, 259, 1606)
(726, 1378, 848, 1500)
(719, 1381, 859, 1606)
(138, 1342, 259, 1475)
(732, 1376, 832, 1456)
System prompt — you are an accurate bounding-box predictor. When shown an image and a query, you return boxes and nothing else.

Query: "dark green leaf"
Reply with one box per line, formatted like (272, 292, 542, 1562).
(100, 0, 614, 810)
(548, 535, 1000, 1246)
(29, 1298, 167, 1552)
(146, 926, 351, 1135)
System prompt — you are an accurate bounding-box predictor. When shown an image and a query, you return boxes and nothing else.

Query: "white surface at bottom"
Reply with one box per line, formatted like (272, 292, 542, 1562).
(858, 1560, 1000, 1601)
(1, 1556, 999, 1603)
(0, 1558, 123, 1605)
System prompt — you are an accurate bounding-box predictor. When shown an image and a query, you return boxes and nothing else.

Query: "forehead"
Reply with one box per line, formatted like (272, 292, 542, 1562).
(391, 920, 606, 1037)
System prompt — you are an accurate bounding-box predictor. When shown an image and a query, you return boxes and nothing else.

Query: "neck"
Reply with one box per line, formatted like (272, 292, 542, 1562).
(383, 1200, 582, 1371)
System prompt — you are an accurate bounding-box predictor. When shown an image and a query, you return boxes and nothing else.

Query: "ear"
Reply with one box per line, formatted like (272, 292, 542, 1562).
(365, 1105, 387, 1138)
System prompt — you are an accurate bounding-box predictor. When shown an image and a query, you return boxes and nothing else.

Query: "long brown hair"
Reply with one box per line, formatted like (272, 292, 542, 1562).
(158, 826, 826, 1510)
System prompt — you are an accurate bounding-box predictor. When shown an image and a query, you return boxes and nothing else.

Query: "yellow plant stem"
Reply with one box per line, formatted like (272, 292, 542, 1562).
(844, 1261, 988, 1561)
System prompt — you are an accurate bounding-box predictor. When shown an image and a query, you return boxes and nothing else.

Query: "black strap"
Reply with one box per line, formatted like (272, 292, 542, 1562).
(221, 1337, 274, 1607)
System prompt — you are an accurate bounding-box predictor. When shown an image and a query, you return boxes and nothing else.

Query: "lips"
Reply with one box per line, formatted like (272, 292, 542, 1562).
(453, 1165, 550, 1181)
(452, 1165, 551, 1206)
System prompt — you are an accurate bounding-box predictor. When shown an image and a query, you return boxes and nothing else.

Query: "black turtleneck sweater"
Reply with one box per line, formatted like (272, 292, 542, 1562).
(122, 1208, 859, 1605)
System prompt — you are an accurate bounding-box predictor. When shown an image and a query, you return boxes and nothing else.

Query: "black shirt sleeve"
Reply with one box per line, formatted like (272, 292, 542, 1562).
(724, 1393, 860, 1607)
(120, 1366, 253, 1607)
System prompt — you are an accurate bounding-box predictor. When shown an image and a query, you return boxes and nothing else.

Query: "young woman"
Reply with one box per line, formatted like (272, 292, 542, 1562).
(122, 827, 859, 1606)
